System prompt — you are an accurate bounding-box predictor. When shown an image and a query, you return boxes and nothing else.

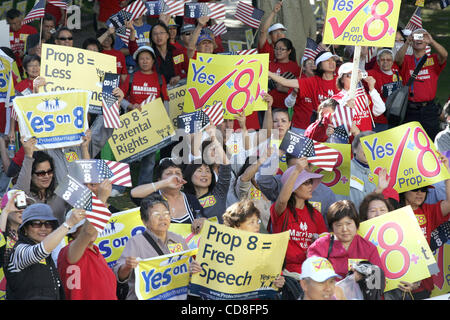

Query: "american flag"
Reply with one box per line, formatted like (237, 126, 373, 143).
(86, 194, 112, 233)
(102, 91, 121, 129)
(235, 1, 265, 29)
(22, 0, 45, 25)
(405, 7, 422, 32)
(330, 125, 350, 144)
(206, 3, 226, 20)
(308, 142, 340, 171)
(303, 38, 325, 61)
(47, 0, 70, 9)
(140, 93, 157, 106)
(331, 104, 355, 135)
(166, 0, 190, 16)
(105, 160, 132, 187)
(365, 47, 375, 64)
(280, 130, 316, 158)
(96, 160, 115, 181)
(203, 102, 224, 126)
(195, 109, 211, 131)
(236, 48, 258, 55)
(354, 82, 369, 115)
(208, 22, 227, 37)
(108, 0, 148, 45)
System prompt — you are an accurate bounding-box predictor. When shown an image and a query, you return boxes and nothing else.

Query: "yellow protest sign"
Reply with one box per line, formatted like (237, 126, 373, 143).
(184, 53, 269, 118)
(39, 44, 116, 113)
(431, 242, 450, 297)
(0, 232, 5, 300)
(168, 84, 186, 129)
(0, 51, 15, 105)
(134, 249, 197, 300)
(228, 40, 245, 52)
(108, 98, 175, 163)
(13, 90, 90, 149)
(190, 220, 289, 299)
(322, 0, 401, 47)
(360, 122, 450, 193)
(358, 205, 438, 292)
(312, 142, 351, 196)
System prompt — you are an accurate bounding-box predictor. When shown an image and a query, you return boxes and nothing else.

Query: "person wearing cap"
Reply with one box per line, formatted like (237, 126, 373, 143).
(187, 16, 216, 59)
(397, 155, 450, 299)
(307, 200, 385, 284)
(258, 1, 286, 62)
(299, 256, 345, 300)
(4, 203, 85, 299)
(180, 24, 196, 50)
(395, 28, 448, 140)
(367, 49, 402, 132)
(97, 27, 128, 83)
(57, 200, 117, 299)
(54, 27, 74, 47)
(270, 157, 328, 278)
(168, 18, 184, 52)
(271, 51, 340, 135)
(331, 61, 385, 133)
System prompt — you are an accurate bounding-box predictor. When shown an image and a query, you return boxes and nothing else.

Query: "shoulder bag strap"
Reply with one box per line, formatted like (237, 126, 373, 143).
(327, 234, 335, 260)
(142, 231, 164, 256)
(406, 54, 428, 87)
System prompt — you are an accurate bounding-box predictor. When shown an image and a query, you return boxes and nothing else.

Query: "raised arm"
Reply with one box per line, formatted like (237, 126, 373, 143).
(269, 71, 299, 88)
(187, 16, 210, 59)
(258, 1, 283, 50)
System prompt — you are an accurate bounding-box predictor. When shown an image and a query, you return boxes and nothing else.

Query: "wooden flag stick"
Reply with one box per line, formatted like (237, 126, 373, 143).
(348, 45, 361, 100)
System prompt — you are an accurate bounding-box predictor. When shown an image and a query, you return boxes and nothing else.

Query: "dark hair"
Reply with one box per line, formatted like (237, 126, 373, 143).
(43, 13, 56, 24)
(359, 192, 393, 222)
(31, 151, 56, 199)
(287, 192, 316, 223)
(272, 107, 290, 119)
(82, 37, 102, 52)
(336, 75, 345, 90)
(223, 199, 261, 228)
(140, 194, 169, 223)
(398, 188, 429, 208)
(274, 38, 297, 62)
(155, 158, 184, 181)
(96, 28, 115, 48)
(22, 54, 40, 74)
(183, 162, 216, 197)
(6, 9, 21, 20)
(55, 27, 73, 40)
(313, 51, 329, 77)
(327, 200, 360, 230)
(151, 22, 171, 48)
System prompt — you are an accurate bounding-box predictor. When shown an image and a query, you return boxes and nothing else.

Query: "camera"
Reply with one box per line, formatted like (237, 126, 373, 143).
(413, 33, 424, 41)
(14, 191, 28, 210)
(360, 71, 368, 79)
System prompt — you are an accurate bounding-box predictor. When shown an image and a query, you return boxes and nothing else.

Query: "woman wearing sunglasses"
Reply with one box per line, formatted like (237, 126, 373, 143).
(4, 203, 84, 299)
(13, 138, 70, 224)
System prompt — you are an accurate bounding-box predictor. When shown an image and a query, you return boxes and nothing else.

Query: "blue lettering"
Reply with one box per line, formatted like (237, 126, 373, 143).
(207, 74, 215, 86)
(98, 239, 112, 258)
(191, 64, 205, 82)
(142, 269, 155, 293)
(44, 114, 55, 131)
(385, 143, 394, 156)
(363, 138, 378, 161)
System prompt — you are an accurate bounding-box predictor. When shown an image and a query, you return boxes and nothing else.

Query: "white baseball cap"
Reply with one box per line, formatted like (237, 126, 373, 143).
(300, 256, 340, 282)
(315, 51, 338, 67)
(337, 62, 354, 77)
(268, 23, 287, 33)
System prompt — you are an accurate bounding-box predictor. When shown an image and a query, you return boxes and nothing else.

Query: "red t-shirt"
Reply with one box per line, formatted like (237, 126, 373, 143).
(270, 203, 328, 274)
(400, 54, 447, 103)
(307, 233, 385, 279)
(258, 39, 275, 62)
(57, 243, 117, 300)
(292, 76, 338, 129)
(120, 71, 169, 105)
(9, 24, 37, 68)
(269, 60, 301, 108)
(15, 78, 33, 94)
(102, 49, 128, 75)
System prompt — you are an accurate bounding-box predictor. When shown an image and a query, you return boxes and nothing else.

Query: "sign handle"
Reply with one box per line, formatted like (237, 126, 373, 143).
(348, 45, 361, 100)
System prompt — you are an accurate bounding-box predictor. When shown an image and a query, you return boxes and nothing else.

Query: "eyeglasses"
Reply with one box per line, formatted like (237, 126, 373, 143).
(33, 169, 53, 177)
(29, 220, 54, 229)
(151, 211, 171, 219)
(411, 187, 428, 193)
(274, 47, 288, 52)
(58, 37, 73, 41)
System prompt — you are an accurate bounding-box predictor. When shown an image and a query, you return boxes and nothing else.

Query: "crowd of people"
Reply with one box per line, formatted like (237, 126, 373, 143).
(0, 0, 449, 301)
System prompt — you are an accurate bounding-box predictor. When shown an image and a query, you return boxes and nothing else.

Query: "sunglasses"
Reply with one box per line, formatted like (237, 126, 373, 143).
(411, 187, 428, 193)
(33, 169, 54, 177)
(182, 32, 192, 36)
(29, 220, 54, 229)
(58, 37, 73, 41)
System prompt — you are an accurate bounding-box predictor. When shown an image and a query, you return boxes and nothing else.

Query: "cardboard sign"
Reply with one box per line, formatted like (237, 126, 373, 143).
(145, 0, 167, 16)
(108, 98, 175, 163)
(431, 241, 450, 297)
(68, 159, 114, 184)
(322, 0, 401, 47)
(279, 130, 315, 158)
(40, 44, 116, 114)
(189, 220, 289, 299)
(358, 205, 438, 292)
(13, 90, 90, 149)
(360, 122, 450, 193)
(168, 83, 186, 129)
(55, 175, 93, 210)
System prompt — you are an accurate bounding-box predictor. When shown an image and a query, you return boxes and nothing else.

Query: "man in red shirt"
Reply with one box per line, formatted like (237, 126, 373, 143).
(395, 28, 448, 140)
(6, 9, 37, 75)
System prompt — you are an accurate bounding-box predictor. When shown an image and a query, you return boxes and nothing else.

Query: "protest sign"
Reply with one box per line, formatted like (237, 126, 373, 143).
(184, 53, 269, 118)
(358, 205, 438, 292)
(108, 98, 175, 163)
(312, 142, 351, 196)
(39, 44, 116, 114)
(360, 122, 450, 193)
(101, 72, 121, 129)
(0, 50, 14, 105)
(189, 220, 289, 299)
(134, 249, 198, 300)
(168, 83, 186, 129)
(68, 159, 114, 184)
(322, 0, 401, 47)
(431, 241, 450, 297)
(13, 90, 90, 149)
(0, 20, 10, 48)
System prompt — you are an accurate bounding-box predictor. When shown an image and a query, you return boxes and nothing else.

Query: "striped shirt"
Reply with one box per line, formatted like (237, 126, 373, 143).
(8, 242, 49, 273)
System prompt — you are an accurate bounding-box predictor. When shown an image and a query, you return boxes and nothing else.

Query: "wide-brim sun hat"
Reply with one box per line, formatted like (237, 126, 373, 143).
(281, 166, 323, 192)
(18, 203, 58, 230)
(315, 51, 339, 67)
(133, 45, 156, 61)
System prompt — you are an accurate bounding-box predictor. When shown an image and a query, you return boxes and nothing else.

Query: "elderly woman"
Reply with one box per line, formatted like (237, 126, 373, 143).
(113, 194, 190, 300)
(13, 140, 70, 224)
(307, 200, 384, 281)
(270, 157, 328, 279)
(4, 203, 84, 299)
(187, 16, 216, 59)
(15, 54, 40, 94)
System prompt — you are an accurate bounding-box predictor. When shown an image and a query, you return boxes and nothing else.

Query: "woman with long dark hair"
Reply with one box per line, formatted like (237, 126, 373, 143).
(270, 157, 327, 278)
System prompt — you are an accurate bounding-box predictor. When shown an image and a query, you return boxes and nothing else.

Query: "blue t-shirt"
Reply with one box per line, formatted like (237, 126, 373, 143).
(114, 23, 152, 69)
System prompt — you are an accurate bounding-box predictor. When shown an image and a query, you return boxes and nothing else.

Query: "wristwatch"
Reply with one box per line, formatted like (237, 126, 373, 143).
(63, 222, 72, 230)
